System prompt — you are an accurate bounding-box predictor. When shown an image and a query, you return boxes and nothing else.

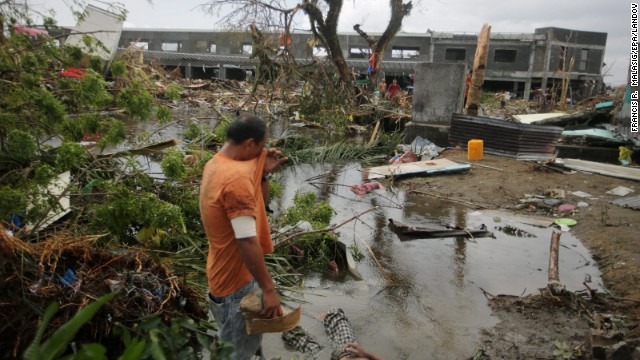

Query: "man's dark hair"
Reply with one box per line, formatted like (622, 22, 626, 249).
(226, 114, 267, 144)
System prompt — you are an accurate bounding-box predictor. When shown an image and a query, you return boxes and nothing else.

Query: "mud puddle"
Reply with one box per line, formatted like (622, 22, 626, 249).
(263, 163, 603, 360)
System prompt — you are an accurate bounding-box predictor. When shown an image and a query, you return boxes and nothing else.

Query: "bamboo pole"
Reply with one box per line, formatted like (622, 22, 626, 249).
(548, 231, 563, 294)
(465, 24, 491, 114)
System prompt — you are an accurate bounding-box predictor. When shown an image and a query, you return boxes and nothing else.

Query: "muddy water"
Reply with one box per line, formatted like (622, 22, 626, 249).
(263, 162, 602, 360)
(112, 114, 602, 359)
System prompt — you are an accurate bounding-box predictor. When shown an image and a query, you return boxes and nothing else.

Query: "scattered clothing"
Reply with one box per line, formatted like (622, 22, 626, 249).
(350, 181, 384, 196)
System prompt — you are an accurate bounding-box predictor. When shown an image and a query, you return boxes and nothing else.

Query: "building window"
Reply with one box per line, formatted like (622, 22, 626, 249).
(494, 49, 517, 63)
(445, 48, 466, 61)
(579, 49, 589, 71)
(349, 47, 370, 59)
(161, 42, 180, 52)
(210, 43, 217, 54)
(314, 46, 328, 57)
(242, 43, 253, 55)
(392, 46, 420, 59)
(130, 41, 149, 50)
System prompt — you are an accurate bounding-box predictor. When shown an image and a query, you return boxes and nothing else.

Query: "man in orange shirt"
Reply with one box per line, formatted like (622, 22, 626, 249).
(199, 114, 288, 359)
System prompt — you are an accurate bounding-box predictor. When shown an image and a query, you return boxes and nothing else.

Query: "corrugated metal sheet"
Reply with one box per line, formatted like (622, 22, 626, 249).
(116, 49, 417, 72)
(610, 195, 640, 210)
(449, 114, 563, 160)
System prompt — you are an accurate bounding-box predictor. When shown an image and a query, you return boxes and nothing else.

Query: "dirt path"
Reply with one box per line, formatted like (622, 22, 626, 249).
(400, 150, 640, 358)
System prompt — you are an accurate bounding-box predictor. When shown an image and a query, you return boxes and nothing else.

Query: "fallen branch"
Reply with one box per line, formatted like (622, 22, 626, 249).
(353, 230, 387, 275)
(275, 206, 379, 248)
(548, 231, 565, 295)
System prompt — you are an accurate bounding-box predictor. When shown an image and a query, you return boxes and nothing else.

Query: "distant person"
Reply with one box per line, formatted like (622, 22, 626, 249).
(282, 308, 383, 360)
(377, 79, 387, 98)
(387, 79, 401, 100)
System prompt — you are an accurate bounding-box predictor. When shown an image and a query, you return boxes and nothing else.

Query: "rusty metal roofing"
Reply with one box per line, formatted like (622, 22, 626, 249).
(610, 195, 640, 210)
(449, 113, 563, 161)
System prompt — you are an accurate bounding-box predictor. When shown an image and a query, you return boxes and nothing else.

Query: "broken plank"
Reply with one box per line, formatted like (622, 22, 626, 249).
(365, 158, 470, 180)
(388, 218, 493, 240)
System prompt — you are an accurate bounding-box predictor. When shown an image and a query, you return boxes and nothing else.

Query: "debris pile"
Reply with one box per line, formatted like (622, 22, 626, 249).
(0, 228, 205, 357)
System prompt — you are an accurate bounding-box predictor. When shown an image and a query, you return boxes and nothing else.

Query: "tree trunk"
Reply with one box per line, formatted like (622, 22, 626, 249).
(301, 0, 352, 83)
(465, 24, 491, 114)
(353, 0, 413, 83)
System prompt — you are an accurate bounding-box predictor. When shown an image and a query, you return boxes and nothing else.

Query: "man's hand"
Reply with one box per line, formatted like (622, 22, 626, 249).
(264, 148, 288, 175)
(260, 287, 283, 318)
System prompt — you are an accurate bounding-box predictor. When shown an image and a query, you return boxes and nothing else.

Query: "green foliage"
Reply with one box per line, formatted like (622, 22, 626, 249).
(155, 105, 173, 124)
(161, 149, 188, 181)
(57, 142, 88, 171)
(213, 118, 230, 143)
(278, 192, 333, 229)
(76, 71, 113, 109)
(0, 9, 166, 231)
(268, 179, 283, 203)
(0, 186, 28, 219)
(165, 83, 182, 102)
(114, 316, 217, 360)
(117, 80, 154, 120)
(90, 179, 185, 242)
(110, 60, 127, 77)
(5, 129, 37, 164)
(88, 55, 104, 72)
(24, 293, 115, 360)
(33, 164, 56, 186)
(552, 340, 574, 359)
(348, 244, 365, 262)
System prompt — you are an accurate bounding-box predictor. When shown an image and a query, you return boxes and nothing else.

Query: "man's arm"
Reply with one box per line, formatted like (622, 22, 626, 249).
(261, 176, 269, 203)
(236, 235, 282, 318)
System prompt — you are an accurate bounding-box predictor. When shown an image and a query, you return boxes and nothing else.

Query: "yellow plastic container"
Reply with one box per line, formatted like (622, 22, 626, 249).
(467, 139, 484, 160)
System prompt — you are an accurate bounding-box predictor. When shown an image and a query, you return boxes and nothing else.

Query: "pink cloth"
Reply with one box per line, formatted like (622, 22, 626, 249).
(350, 181, 383, 196)
(13, 25, 48, 37)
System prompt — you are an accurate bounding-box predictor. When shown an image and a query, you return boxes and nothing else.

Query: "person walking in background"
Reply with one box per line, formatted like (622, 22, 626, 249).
(199, 114, 288, 359)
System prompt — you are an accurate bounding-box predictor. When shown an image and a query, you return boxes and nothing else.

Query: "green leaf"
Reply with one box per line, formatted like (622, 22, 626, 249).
(38, 293, 115, 359)
(23, 302, 59, 360)
(71, 343, 108, 359)
(148, 329, 167, 360)
(117, 339, 146, 360)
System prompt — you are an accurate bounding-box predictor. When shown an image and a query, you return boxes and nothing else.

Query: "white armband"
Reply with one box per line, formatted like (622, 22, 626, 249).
(230, 215, 257, 239)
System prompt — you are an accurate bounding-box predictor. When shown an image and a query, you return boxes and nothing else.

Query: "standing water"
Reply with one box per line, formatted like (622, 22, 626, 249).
(107, 115, 602, 359)
(262, 162, 602, 360)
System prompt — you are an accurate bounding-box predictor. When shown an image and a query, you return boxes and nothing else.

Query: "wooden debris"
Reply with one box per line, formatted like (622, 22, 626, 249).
(388, 218, 493, 240)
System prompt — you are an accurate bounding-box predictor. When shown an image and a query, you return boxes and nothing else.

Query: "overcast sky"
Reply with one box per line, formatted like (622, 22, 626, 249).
(38, 0, 633, 86)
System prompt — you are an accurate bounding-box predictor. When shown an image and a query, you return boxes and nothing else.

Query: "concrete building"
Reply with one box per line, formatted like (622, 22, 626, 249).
(114, 26, 607, 100)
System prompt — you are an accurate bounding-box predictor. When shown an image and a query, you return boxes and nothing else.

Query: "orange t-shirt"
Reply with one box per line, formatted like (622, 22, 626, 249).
(199, 149, 274, 297)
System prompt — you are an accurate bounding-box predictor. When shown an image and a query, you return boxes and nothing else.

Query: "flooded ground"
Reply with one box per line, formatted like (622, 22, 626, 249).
(109, 113, 605, 359)
(263, 163, 603, 360)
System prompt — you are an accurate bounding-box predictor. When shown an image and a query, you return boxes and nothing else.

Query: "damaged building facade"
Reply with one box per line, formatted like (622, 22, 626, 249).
(115, 26, 607, 100)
